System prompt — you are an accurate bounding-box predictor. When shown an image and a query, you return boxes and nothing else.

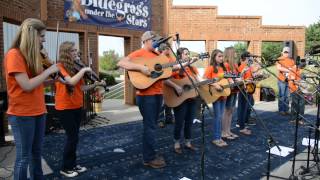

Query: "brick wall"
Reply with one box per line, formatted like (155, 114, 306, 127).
(167, 0, 305, 57)
(0, 0, 41, 92)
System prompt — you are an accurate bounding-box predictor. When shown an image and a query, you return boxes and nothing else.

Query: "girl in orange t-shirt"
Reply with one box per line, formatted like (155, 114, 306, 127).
(55, 41, 92, 177)
(222, 47, 240, 140)
(204, 49, 229, 147)
(164, 47, 199, 154)
(4, 18, 60, 180)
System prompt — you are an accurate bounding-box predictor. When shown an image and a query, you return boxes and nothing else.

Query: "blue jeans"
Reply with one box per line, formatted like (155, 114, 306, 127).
(136, 95, 163, 162)
(278, 80, 289, 112)
(212, 99, 226, 140)
(237, 91, 252, 129)
(291, 91, 305, 120)
(173, 99, 197, 141)
(8, 115, 46, 180)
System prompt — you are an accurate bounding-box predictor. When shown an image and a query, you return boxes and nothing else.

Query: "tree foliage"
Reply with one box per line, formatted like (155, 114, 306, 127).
(262, 42, 282, 66)
(232, 42, 247, 62)
(306, 19, 320, 53)
(99, 50, 121, 71)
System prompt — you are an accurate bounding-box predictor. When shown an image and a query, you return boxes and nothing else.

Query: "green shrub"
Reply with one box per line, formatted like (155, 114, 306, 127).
(99, 72, 116, 86)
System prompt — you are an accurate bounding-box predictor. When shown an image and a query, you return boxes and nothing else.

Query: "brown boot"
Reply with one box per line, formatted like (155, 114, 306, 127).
(143, 157, 166, 169)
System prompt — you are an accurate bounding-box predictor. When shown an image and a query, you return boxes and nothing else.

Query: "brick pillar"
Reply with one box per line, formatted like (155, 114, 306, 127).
(247, 40, 262, 56)
(205, 40, 216, 66)
(87, 32, 99, 73)
(124, 36, 136, 105)
(295, 41, 305, 58)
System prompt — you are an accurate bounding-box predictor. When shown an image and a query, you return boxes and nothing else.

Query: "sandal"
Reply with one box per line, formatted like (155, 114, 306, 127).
(239, 128, 252, 135)
(211, 139, 228, 147)
(229, 132, 239, 138)
(221, 134, 235, 140)
(185, 144, 198, 151)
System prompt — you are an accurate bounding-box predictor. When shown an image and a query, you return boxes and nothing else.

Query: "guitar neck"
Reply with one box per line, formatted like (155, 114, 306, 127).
(162, 58, 191, 68)
(195, 78, 219, 87)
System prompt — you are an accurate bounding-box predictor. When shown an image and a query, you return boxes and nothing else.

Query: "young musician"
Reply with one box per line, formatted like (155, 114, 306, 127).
(276, 47, 295, 115)
(117, 31, 166, 168)
(288, 64, 306, 125)
(204, 49, 229, 147)
(4, 18, 60, 180)
(222, 47, 239, 140)
(237, 51, 257, 135)
(55, 41, 92, 177)
(164, 47, 199, 154)
(158, 43, 175, 128)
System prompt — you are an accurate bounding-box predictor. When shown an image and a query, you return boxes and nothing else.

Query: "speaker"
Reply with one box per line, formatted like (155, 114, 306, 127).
(283, 40, 296, 59)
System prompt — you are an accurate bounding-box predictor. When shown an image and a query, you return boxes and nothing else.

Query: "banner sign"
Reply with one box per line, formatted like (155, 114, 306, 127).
(64, 0, 152, 31)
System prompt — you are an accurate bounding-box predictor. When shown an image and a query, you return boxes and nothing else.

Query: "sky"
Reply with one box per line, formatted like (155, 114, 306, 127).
(99, 0, 320, 56)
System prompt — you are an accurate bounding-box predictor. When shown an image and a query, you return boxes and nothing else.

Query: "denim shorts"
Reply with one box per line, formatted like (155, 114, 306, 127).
(225, 93, 238, 109)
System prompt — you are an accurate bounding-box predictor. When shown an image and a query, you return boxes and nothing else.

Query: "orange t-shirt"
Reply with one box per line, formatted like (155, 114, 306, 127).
(288, 67, 301, 93)
(128, 48, 163, 96)
(204, 65, 228, 101)
(172, 66, 199, 80)
(4, 48, 46, 116)
(238, 62, 253, 80)
(277, 57, 295, 82)
(204, 65, 227, 79)
(55, 64, 84, 110)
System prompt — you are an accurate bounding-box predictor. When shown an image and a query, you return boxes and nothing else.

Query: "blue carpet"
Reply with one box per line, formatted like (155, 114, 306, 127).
(42, 109, 317, 180)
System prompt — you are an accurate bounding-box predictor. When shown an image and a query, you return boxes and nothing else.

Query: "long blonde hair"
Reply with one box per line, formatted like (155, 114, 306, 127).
(224, 47, 237, 72)
(10, 18, 46, 76)
(59, 41, 76, 76)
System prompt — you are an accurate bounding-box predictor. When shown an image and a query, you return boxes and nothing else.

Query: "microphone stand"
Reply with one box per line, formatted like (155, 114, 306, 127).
(166, 45, 214, 180)
(233, 78, 283, 179)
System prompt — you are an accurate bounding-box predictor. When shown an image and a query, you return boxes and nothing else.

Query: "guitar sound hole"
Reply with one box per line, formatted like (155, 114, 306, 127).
(154, 64, 163, 71)
(150, 71, 163, 79)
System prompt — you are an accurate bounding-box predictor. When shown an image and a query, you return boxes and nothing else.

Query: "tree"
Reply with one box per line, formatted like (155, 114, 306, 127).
(261, 42, 282, 66)
(306, 19, 320, 53)
(99, 50, 121, 71)
(233, 42, 247, 62)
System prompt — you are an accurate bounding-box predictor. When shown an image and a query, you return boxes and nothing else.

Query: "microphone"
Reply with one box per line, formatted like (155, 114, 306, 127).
(217, 73, 240, 79)
(152, 36, 172, 49)
(175, 32, 180, 46)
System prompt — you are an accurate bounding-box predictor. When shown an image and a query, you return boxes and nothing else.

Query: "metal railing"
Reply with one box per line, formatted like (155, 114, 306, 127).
(104, 82, 124, 99)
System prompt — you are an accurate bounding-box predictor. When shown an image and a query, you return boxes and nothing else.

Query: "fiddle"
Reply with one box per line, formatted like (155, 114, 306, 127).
(40, 51, 65, 80)
(74, 57, 100, 83)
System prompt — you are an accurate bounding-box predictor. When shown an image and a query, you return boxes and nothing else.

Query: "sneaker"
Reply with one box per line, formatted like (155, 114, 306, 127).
(74, 165, 87, 173)
(60, 170, 79, 178)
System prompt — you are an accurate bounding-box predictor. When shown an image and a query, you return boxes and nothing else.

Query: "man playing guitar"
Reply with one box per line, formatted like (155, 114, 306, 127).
(117, 31, 166, 169)
(276, 47, 295, 116)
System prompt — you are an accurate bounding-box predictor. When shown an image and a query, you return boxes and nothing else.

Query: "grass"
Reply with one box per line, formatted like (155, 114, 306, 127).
(258, 65, 279, 95)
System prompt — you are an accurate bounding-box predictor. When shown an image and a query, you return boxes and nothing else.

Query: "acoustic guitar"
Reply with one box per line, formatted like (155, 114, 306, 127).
(163, 77, 221, 107)
(128, 53, 209, 89)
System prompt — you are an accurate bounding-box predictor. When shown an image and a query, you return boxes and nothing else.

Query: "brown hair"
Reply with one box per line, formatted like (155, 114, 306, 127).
(209, 49, 226, 73)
